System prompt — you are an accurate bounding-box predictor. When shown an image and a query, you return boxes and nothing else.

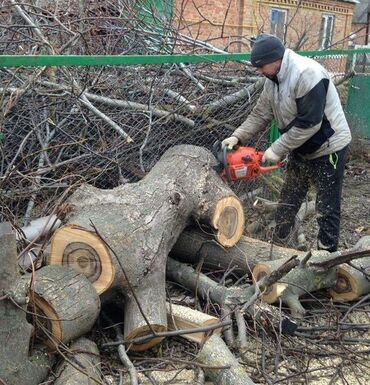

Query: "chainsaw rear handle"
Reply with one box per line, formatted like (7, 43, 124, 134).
(259, 163, 282, 174)
(258, 150, 283, 173)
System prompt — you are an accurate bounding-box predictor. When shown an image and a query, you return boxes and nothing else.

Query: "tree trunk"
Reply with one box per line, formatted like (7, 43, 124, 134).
(330, 236, 370, 301)
(0, 222, 50, 385)
(25, 265, 101, 346)
(47, 145, 244, 351)
(53, 337, 102, 385)
(171, 227, 304, 276)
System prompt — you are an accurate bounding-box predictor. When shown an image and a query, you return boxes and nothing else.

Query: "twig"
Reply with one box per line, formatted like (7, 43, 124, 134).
(117, 346, 139, 385)
(235, 308, 247, 350)
(102, 319, 231, 347)
(79, 94, 134, 143)
(85, 92, 196, 128)
(204, 78, 265, 113)
(221, 305, 235, 346)
(9, 0, 54, 52)
(309, 248, 370, 271)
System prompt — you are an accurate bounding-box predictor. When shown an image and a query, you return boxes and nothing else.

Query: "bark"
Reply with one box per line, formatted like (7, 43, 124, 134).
(24, 265, 101, 346)
(170, 227, 303, 276)
(0, 222, 50, 385)
(253, 250, 337, 318)
(53, 337, 102, 385)
(47, 145, 244, 351)
(330, 236, 370, 301)
(197, 335, 255, 385)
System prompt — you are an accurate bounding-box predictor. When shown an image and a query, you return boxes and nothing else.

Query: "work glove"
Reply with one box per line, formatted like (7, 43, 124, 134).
(221, 136, 239, 150)
(262, 147, 281, 163)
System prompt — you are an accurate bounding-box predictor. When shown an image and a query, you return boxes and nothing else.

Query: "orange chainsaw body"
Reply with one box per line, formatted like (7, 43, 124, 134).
(220, 146, 281, 182)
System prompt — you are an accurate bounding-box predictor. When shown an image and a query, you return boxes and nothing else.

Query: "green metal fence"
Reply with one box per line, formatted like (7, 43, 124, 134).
(2, 47, 370, 68)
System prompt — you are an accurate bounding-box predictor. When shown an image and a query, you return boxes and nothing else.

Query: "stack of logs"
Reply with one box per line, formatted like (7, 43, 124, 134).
(1, 145, 370, 385)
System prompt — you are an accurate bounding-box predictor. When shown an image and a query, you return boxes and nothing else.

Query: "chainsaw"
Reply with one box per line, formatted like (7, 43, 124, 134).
(213, 141, 282, 182)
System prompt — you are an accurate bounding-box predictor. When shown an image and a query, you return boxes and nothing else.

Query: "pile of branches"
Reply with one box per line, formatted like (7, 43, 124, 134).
(0, 0, 265, 227)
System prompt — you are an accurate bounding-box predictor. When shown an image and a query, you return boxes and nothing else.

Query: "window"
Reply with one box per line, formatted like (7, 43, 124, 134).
(270, 8, 287, 41)
(320, 15, 335, 49)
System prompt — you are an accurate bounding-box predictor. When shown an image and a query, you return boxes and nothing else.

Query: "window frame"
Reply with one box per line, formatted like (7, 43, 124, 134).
(320, 14, 335, 50)
(270, 8, 288, 41)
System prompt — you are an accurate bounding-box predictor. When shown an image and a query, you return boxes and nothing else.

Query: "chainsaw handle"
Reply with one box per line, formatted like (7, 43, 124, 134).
(259, 161, 283, 174)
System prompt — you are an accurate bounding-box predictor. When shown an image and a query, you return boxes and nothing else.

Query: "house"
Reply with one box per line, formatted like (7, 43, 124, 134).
(174, 0, 358, 51)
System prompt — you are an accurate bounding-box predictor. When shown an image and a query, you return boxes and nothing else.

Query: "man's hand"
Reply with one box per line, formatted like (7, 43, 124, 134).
(221, 136, 239, 150)
(262, 147, 281, 163)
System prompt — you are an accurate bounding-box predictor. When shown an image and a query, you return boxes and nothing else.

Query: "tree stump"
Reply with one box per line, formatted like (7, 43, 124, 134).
(47, 145, 244, 350)
(0, 223, 49, 385)
(26, 265, 101, 346)
(330, 236, 370, 301)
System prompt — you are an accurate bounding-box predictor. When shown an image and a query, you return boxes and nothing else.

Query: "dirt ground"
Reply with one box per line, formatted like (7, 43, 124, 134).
(338, 139, 370, 249)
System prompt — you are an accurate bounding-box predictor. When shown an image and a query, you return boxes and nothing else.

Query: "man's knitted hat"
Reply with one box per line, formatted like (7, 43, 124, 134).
(250, 34, 285, 67)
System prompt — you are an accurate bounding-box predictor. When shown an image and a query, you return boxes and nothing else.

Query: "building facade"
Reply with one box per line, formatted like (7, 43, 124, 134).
(174, 0, 357, 51)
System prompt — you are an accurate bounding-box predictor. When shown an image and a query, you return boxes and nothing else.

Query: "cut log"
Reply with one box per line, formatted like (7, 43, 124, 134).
(26, 265, 101, 346)
(166, 302, 222, 343)
(47, 145, 244, 351)
(253, 250, 337, 318)
(171, 227, 303, 276)
(0, 222, 49, 385)
(53, 337, 102, 385)
(330, 236, 370, 301)
(49, 225, 116, 295)
(197, 334, 255, 385)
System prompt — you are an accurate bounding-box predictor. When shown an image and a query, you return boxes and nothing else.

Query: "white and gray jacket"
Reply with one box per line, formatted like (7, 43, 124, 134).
(233, 49, 352, 159)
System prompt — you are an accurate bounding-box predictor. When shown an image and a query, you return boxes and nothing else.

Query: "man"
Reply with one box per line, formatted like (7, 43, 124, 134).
(222, 34, 351, 252)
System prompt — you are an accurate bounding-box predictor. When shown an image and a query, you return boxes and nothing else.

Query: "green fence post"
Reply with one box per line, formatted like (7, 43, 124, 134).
(269, 120, 280, 145)
(268, 120, 281, 176)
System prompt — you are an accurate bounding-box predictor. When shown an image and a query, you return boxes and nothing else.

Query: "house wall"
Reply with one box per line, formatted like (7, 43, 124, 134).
(173, 0, 256, 51)
(174, 0, 355, 51)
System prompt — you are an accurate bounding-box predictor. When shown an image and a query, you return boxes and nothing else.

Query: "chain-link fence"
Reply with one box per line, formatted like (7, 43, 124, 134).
(0, 1, 369, 226)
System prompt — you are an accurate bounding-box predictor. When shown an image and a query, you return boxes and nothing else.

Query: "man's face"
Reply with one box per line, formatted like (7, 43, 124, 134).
(255, 59, 282, 80)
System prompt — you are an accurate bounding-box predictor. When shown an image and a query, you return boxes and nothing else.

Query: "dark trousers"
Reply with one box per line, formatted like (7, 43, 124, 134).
(275, 146, 349, 252)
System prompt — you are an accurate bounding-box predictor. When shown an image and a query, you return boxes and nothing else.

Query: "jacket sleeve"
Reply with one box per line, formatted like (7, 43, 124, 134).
(232, 83, 274, 144)
(271, 68, 329, 157)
